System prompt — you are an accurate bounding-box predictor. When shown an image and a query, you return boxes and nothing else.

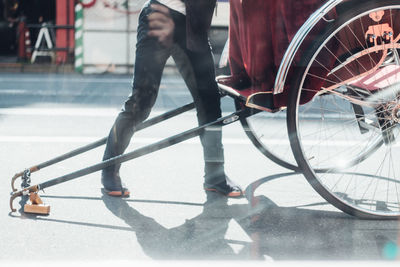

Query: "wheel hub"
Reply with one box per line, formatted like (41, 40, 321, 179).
(391, 103, 400, 123)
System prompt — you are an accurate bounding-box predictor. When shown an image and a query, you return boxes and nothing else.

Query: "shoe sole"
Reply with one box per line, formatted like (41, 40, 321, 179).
(103, 188, 130, 198)
(204, 188, 244, 198)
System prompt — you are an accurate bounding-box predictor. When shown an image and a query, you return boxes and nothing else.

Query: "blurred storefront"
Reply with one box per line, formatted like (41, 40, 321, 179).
(0, 0, 75, 63)
(78, 0, 228, 74)
(0, 0, 229, 73)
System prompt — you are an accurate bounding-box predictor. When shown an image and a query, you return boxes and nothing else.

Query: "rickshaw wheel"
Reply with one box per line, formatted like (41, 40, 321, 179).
(287, 0, 400, 219)
(235, 100, 300, 172)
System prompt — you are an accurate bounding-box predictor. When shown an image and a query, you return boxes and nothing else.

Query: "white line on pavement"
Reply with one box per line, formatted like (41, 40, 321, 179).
(0, 77, 185, 84)
(0, 136, 253, 145)
(1, 135, 392, 147)
(0, 107, 120, 117)
(0, 108, 231, 117)
(0, 77, 130, 84)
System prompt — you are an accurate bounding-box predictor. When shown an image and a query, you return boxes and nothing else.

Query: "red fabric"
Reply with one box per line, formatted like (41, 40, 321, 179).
(229, 1, 400, 109)
(229, 0, 327, 108)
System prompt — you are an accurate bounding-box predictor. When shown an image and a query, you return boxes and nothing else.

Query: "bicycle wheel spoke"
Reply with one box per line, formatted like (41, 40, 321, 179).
(288, 1, 400, 218)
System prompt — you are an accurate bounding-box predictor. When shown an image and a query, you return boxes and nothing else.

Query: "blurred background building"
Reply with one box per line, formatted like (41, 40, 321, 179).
(0, 0, 229, 73)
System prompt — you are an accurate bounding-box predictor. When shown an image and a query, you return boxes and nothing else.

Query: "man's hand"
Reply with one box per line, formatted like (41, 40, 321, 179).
(147, 4, 175, 47)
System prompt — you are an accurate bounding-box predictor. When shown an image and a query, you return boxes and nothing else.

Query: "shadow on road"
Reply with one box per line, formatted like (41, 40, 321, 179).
(99, 172, 395, 261)
(10, 172, 398, 261)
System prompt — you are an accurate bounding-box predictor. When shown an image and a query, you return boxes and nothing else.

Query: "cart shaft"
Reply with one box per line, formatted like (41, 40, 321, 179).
(40, 109, 247, 190)
(10, 108, 250, 212)
(11, 102, 196, 192)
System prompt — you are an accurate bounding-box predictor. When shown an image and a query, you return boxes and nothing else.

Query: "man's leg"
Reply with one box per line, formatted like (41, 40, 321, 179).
(102, 3, 171, 195)
(172, 41, 243, 197)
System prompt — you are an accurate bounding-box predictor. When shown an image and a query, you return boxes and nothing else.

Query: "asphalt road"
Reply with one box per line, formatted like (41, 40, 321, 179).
(0, 72, 399, 265)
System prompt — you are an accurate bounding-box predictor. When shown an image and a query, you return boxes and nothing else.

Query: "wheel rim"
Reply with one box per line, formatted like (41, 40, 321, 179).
(292, 3, 400, 218)
(241, 109, 299, 171)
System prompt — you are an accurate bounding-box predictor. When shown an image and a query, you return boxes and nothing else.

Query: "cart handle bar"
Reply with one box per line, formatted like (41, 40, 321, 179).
(11, 102, 196, 192)
(10, 108, 251, 213)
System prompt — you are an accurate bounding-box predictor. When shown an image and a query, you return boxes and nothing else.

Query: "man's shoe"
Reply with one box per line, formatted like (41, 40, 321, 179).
(217, 73, 251, 91)
(101, 173, 130, 197)
(103, 187, 130, 197)
(204, 178, 244, 198)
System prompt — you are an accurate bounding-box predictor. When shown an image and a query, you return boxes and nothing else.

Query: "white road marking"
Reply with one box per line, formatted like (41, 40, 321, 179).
(0, 76, 185, 84)
(1, 135, 393, 147)
(0, 108, 234, 117)
(0, 136, 252, 145)
(0, 77, 131, 84)
(0, 107, 120, 117)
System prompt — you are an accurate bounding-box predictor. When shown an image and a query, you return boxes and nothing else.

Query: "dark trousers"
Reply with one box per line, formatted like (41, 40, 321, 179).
(102, 1, 226, 186)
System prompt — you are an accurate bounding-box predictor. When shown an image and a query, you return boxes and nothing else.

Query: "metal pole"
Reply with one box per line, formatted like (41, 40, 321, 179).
(39, 109, 246, 189)
(11, 102, 196, 191)
(10, 108, 251, 212)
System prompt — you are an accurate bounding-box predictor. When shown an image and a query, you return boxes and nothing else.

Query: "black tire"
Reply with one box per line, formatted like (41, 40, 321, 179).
(287, 0, 400, 219)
